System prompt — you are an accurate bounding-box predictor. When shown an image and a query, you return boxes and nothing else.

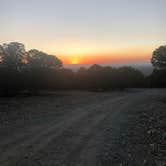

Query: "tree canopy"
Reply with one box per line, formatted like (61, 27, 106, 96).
(151, 45, 166, 87)
(27, 49, 62, 68)
(151, 45, 166, 70)
(0, 42, 62, 70)
(0, 42, 26, 70)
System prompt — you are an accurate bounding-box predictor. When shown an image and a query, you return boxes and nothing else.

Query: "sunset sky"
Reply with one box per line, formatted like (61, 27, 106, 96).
(0, 0, 166, 65)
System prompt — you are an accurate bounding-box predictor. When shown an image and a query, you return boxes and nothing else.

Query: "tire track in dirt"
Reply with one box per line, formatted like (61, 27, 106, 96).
(60, 91, 154, 166)
(0, 95, 128, 166)
(61, 101, 129, 166)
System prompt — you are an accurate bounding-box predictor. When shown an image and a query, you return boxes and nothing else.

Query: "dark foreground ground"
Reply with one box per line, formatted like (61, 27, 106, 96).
(0, 89, 166, 166)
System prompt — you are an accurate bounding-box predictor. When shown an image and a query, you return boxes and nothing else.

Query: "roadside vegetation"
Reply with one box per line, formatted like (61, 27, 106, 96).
(0, 42, 166, 96)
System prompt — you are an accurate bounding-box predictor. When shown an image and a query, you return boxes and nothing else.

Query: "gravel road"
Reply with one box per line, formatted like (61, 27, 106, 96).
(0, 89, 166, 166)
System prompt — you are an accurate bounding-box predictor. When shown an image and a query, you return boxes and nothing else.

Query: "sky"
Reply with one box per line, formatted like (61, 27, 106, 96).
(0, 0, 166, 65)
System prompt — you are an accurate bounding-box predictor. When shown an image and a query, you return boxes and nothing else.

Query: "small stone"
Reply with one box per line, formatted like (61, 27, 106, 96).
(147, 129, 157, 134)
(143, 159, 147, 164)
(128, 153, 131, 157)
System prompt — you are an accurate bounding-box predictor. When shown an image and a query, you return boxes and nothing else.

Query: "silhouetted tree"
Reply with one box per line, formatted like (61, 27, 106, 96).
(151, 45, 166, 70)
(75, 65, 145, 91)
(0, 42, 27, 95)
(0, 42, 63, 96)
(0, 42, 26, 70)
(25, 49, 62, 93)
(27, 49, 62, 69)
(151, 45, 166, 87)
(116, 66, 145, 89)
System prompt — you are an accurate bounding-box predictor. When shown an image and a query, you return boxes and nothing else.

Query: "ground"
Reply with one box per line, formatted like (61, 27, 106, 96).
(0, 89, 166, 166)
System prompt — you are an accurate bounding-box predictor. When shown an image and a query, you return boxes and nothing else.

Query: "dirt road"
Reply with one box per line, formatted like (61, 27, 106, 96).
(0, 89, 165, 166)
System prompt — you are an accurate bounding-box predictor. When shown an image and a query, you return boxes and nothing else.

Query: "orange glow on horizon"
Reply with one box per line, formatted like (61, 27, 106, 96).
(58, 49, 151, 65)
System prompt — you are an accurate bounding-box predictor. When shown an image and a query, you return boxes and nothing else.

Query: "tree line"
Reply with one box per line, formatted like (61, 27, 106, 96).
(0, 42, 166, 96)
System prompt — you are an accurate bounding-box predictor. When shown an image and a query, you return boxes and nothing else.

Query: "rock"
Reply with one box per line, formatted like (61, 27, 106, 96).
(147, 129, 157, 135)
(149, 143, 158, 155)
(128, 153, 131, 157)
(143, 159, 147, 164)
(149, 117, 155, 122)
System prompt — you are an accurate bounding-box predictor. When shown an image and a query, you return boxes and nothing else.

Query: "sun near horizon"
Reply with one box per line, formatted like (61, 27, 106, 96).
(69, 57, 80, 65)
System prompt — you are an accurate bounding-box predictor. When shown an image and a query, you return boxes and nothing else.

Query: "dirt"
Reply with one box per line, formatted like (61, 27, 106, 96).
(0, 89, 166, 166)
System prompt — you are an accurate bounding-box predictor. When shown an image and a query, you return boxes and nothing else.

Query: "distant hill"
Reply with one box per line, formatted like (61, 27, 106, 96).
(64, 63, 153, 76)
